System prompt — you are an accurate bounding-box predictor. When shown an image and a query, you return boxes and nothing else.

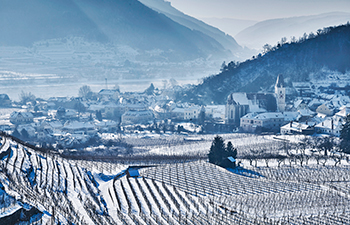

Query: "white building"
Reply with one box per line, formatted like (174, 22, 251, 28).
(316, 104, 333, 116)
(184, 106, 201, 120)
(280, 121, 314, 135)
(171, 105, 202, 121)
(205, 105, 225, 120)
(240, 112, 299, 133)
(10, 112, 34, 124)
(315, 117, 343, 136)
(98, 89, 120, 101)
(121, 110, 154, 125)
(62, 121, 96, 135)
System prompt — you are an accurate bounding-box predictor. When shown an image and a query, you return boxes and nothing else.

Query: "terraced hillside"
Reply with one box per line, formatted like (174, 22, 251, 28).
(1, 134, 350, 224)
(0, 135, 260, 224)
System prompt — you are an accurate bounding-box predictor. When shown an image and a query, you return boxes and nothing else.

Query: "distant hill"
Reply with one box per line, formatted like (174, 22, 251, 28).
(235, 12, 350, 50)
(180, 24, 350, 105)
(200, 17, 258, 37)
(0, 0, 231, 61)
(138, 0, 253, 60)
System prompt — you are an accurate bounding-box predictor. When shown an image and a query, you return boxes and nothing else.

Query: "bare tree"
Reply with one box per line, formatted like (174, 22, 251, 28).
(19, 91, 36, 105)
(78, 85, 93, 99)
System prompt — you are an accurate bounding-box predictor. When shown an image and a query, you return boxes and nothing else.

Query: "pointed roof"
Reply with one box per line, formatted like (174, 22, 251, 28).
(275, 74, 284, 88)
(227, 94, 237, 105)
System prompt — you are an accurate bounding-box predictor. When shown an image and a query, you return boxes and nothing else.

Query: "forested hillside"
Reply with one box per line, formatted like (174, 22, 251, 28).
(179, 23, 350, 104)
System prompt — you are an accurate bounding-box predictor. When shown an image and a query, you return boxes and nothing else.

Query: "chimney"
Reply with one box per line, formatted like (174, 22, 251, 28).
(290, 121, 293, 127)
(331, 119, 334, 130)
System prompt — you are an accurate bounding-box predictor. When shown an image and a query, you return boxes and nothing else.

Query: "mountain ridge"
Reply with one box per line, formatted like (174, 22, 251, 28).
(179, 23, 350, 105)
(0, 0, 231, 61)
(138, 0, 247, 59)
(235, 12, 350, 50)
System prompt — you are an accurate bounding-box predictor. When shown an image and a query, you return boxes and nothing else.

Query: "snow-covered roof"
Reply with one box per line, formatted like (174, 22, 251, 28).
(123, 110, 153, 117)
(172, 107, 185, 113)
(335, 106, 350, 118)
(230, 93, 250, 105)
(242, 112, 299, 121)
(65, 109, 78, 116)
(153, 105, 166, 113)
(298, 109, 316, 117)
(315, 117, 343, 130)
(95, 120, 117, 127)
(294, 99, 304, 108)
(241, 113, 257, 119)
(63, 121, 95, 130)
(49, 121, 63, 129)
(254, 113, 285, 120)
(10, 111, 33, 119)
(98, 89, 119, 96)
(281, 122, 310, 132)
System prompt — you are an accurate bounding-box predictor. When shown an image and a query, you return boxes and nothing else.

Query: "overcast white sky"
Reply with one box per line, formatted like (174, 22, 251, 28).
(167, 0, 350, 21)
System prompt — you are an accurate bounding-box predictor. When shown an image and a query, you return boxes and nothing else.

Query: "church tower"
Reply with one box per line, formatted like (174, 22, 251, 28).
(275, 74, 286, 112)
(225, 93, 248, 126)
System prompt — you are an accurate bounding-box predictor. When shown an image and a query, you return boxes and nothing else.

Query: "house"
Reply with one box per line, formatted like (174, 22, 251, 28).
(17, 124, 36, 137)
(293, 99, 308, 110)
(171, 107, 185, 120)
(316, 104, 333, 116)
(10, 112, 34, 124)
(0, 94, 11, 106)
(335, 106, 350, 118)
(240, 112, 298, 133)
(170, 105, 202, 121)
(292, 82, 314, 97)
(184, 106, 201, 120)
(240, 112, 285, 132)
(205, 105, 225, 120)
(62, 121, 96, 135)
(95, 120, 118, 132)
(121, 110, 154, 125)
(280, 121, 314, 135)
(315, 117, 343, 136)
(153, 105, 171, 120)
(297, 109, 316, 122)
(98, 89, 120, 101)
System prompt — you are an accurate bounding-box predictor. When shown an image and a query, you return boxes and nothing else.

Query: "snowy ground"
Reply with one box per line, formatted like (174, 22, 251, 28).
(1, 133, 350, 224)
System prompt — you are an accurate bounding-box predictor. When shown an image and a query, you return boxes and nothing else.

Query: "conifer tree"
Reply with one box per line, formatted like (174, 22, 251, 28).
(208, 136, 225, 165)
(226, 141, 237, 159)
(340, 114, 350, 153)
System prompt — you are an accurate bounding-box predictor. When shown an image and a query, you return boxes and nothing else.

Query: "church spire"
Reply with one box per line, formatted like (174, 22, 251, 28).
(275, 74, 286, 112)
(275, 74, 284, 88)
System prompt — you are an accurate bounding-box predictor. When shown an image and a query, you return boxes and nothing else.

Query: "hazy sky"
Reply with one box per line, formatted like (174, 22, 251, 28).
(167, 0, 350, 21)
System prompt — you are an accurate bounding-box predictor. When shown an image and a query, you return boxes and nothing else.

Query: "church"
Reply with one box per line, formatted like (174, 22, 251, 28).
(225, 74, 286, 127)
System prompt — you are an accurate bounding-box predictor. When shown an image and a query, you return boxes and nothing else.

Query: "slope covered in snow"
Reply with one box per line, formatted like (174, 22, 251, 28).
(1, 133, 350, 224)
(0, 134, 253, 224)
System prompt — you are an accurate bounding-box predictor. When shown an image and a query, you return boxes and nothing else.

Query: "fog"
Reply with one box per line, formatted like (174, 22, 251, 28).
(168, 0, 350, 21)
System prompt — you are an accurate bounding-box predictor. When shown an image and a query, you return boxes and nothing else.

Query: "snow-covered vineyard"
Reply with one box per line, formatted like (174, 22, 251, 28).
(1, 135, 350, 224)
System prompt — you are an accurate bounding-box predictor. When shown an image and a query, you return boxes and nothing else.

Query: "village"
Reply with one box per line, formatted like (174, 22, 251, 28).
(0, 73, 349, 151)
